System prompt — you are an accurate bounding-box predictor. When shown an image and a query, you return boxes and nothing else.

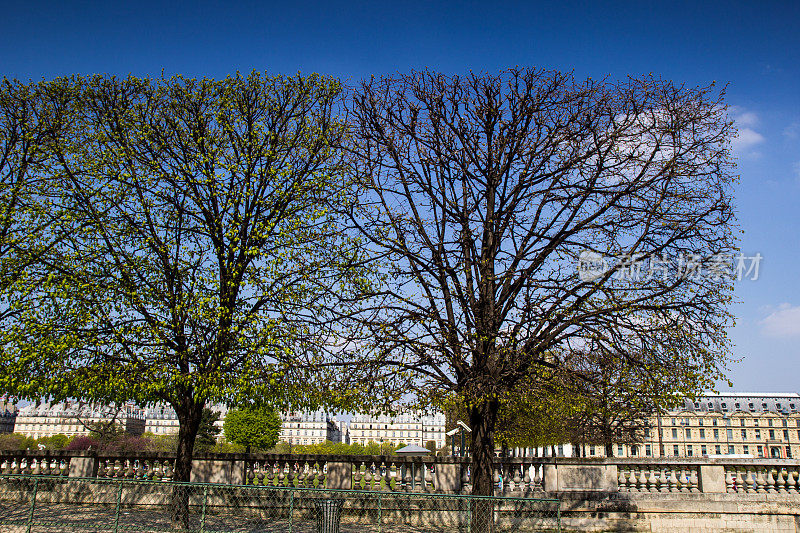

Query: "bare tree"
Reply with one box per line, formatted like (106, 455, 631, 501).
(342, 68, 736, 501)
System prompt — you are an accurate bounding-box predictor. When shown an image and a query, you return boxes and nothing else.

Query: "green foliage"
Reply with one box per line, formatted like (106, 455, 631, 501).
(425, 441, 437, 454)
(284, 440, 402, 455)
(223, 407, 281, 451)
(0, 433, 36, 451)
(0, 72, 374, 486)
(195, 408, 221, 452)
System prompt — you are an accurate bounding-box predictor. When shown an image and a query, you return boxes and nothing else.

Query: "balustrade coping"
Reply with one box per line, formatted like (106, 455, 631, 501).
(2, 450, 800, 466)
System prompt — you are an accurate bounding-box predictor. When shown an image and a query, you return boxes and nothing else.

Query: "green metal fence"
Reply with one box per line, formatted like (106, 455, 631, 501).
(0, 475, 560, 533)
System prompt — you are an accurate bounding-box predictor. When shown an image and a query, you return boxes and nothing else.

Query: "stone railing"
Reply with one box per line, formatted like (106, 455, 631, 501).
(3, 451, 800, 496)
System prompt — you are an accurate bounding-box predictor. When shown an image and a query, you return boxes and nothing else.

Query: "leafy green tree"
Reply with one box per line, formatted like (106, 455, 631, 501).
(1, 73, 368, 526)
(223, 406, 281, 452)
(195, 408, 221, 452)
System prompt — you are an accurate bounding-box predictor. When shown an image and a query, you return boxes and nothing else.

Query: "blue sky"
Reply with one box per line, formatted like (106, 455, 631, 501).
(2, 0, 798, 392)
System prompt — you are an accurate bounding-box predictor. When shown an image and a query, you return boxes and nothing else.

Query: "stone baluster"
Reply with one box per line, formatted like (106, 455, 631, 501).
(755, 468, 766, 493)
(533, 464, 543, 493)
(626, 466, 638, 492)
(657, 467, 668, 493)
(403, 462, 413, 492)
(617, 466, 628, 492)
(512, 463, 522, 494)
(725, 468, 736, 492)
(380, 461, 390, 491)
(777, 468, 787, 493)
(287, 461, 297, 488)
(666, 468, 677, 493)
(522, 462, 531, 494)
(745, 468, 757, 493)
(413, 462, 424, 492)
(364, 460, 374, 490)
(635, 466, 646, 492)
(461, 464, 472, 495)
(689, 467, 699, 493)
(126, 459, 136, 478)
(786, 468, 798, 494)
(315, 461, 325, 488)
(42, 457, 52, 477)
(766, 468, 777, 493)
(162, 460, 173, 481)
(310, 460, 319, 488)
(352, 460, 362, 489)
(279, 460, 289, 487)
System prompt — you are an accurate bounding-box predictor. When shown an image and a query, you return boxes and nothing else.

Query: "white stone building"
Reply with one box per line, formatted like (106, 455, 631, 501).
(14, 402, 145, 439)
(348, 411, 446, 448)
(144, 404, 228, 437)
(279, 411, 340, 445)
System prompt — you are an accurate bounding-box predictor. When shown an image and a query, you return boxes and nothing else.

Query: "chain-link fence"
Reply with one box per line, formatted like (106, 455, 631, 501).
(0, 475, 560, 533)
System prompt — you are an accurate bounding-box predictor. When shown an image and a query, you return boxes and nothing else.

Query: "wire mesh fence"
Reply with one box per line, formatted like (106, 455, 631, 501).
(0, 475, 560, 533)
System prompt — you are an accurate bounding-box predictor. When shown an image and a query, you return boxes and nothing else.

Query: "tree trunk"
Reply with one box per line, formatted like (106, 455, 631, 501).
(469, 399, 499, 533)
(171, 398, 205, 528)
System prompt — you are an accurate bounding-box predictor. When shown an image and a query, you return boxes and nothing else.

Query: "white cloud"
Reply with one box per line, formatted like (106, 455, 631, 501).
(760, 303, 800, 338)
(732, 127, 765, 152)
(736, 112, 759, 127)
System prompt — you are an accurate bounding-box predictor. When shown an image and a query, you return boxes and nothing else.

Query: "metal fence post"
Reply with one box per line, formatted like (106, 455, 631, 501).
(557, 500, 561, 532)
(200, 485, 208, 533)
(113, 480, 123, 533)
(288, 490, 294, 533)
(377, 491, 382, 533)
(25, 478, 38, 533)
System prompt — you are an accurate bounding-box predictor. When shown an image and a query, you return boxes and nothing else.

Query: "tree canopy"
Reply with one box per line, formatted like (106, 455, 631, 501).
(223, 406, 281, 452)
(341, 68, 737, 496)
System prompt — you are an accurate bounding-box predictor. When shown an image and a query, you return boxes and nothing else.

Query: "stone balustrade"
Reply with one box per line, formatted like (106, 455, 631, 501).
(3, 451, 800, 497)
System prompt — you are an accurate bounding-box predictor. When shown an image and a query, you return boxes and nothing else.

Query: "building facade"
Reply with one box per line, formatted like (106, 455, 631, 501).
(0, 397, 18, 434)
(577, 393, 800, 459)
(279, 411, 341, 445)
(348, 411, 446, 448)
(14, 402, 146, 439)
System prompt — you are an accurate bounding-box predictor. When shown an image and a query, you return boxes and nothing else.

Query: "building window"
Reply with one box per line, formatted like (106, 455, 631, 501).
(756, 429, 761, 439)
(713, 419, 718, 426)
(701, 445, 707, 456)
(754, 419, 759, 427)
(714, 429, 719, 439)
(698, 419, 704, 426)
(687, 445, 693, 457)
(743, 445, 749, 455)
(727, 429, 733, 439)
(740, 419, 746, 427)
(769, 419, 774, 427)
(685, 428, 691, 438)
(725, 418, 731, 426)
(645, 445, 652, 457)
(672, 428, 678, 439)
(741, 429, 747, 439)
(715, 445, 721, 455)
(617, 445, 623, 456)
(783, 420, 789, 428)
(728, 445, 735, 454)
(757, 446, 763, 458)
(770, 429, 775, 440)
(784, 430, 789, 441)
(673, 445, 679, 456)
(699, 428, 705, 439)
(787, 447, 792, 459)
(589, 446, 595, 456)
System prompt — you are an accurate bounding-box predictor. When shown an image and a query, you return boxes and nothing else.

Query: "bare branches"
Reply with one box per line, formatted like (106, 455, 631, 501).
(342, 68, 736, 494)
